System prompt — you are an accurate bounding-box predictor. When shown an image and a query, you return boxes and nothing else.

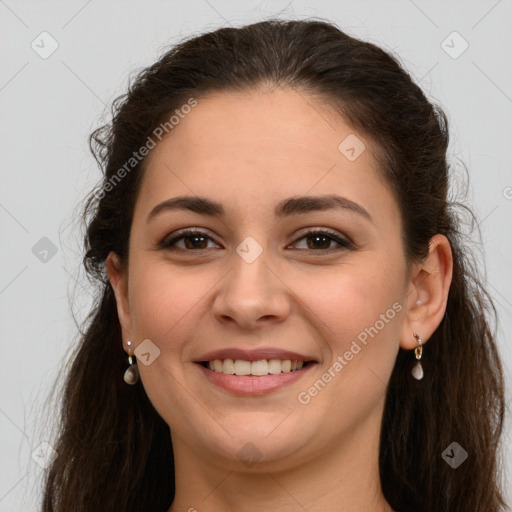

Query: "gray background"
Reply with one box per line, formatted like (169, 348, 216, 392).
(1, 0, 511, 510)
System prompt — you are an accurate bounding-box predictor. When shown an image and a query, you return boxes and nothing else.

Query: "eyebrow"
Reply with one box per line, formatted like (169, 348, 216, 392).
(147, 194, 372, 223)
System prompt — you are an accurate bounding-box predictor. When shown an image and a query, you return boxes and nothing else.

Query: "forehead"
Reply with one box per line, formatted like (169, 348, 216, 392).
(136, 88, 398, 226)
(149, 88, 373, 167)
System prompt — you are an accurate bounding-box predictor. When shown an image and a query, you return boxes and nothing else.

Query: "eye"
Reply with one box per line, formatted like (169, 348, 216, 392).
(159, 228, 220, 251)
(159, 227, 352, 254)
(289, 229, 353, 253)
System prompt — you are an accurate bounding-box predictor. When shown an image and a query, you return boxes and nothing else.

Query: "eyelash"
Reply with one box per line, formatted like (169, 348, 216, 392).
(159, 227, 353, 254)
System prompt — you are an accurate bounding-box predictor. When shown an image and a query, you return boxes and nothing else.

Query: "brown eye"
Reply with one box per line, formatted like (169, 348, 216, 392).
(291, 229, 352, 252)
(159, 229, 220, 251)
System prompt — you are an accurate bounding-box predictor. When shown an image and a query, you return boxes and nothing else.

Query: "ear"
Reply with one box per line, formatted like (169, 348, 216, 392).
(106, 251, 133, 343)
(399, 234, 453, 349)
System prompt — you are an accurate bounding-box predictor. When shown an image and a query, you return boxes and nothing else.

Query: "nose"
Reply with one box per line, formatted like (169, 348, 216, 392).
(212, 249, 291, 331)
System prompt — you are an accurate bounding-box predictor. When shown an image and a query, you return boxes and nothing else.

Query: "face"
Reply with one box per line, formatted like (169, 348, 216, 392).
(110, 87, 413, 471)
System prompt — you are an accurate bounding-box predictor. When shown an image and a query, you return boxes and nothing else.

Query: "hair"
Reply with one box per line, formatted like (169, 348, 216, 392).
(41, 18, 507, 512)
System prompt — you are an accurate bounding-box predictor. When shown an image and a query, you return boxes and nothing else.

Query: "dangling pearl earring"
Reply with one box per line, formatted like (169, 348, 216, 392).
(411, 332, 424, 380)
(123, 340, 139, 385)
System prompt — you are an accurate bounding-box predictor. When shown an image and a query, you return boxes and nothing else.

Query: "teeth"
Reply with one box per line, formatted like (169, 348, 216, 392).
(206, 359, 305, 376)
(234, 360, 251, 375)
(223, 358, 235, 374)
(282, 360, 292, 373)
(268, 359, 282, 374)
(250, 359, 268, 376)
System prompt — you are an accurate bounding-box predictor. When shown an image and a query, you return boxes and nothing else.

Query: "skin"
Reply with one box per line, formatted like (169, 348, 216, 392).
(107, 87, 453, 511)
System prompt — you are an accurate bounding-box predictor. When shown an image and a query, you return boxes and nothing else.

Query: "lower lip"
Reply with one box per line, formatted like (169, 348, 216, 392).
(196, 363, 316, 396)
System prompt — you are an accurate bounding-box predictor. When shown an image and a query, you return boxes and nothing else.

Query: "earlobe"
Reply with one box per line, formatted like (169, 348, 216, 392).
(399, 234, 453, 350)
(106, 251, 132, 340)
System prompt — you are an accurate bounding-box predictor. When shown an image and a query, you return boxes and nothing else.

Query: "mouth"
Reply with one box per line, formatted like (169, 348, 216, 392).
(198, 358, 315, 377)
(195, 356, 318, 396)
(194, 348, 319, 395)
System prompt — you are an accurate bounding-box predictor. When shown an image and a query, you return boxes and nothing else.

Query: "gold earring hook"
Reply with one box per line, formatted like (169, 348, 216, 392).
(413, 332, 423, 360)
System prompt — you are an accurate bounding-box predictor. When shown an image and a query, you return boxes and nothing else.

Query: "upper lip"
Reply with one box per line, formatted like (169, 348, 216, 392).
(195, 347, 318, 363)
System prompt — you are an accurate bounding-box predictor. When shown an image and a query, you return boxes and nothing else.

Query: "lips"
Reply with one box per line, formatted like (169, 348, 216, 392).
(194, 347, 318, 395)
(195, 347, 317, 364)
(196, 360, 316, 395)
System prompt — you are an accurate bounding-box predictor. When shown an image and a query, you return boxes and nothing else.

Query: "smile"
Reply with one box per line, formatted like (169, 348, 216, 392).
(201, 358, 309, 376)
(196, 359, 317, 396)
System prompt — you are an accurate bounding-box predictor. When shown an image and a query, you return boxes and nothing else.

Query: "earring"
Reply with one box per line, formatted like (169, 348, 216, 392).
(123, 340, 139, 385)
(411, 332, 424, 380)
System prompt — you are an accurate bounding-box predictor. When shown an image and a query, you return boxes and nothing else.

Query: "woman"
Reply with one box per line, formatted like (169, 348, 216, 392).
(41, 18, 507, 512)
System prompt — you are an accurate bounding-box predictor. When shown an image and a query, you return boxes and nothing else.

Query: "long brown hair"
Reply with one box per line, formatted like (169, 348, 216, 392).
(41, 18, 507, 511)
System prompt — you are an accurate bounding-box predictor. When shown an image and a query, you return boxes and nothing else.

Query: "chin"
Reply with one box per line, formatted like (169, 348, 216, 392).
(187, 411, 316, 469)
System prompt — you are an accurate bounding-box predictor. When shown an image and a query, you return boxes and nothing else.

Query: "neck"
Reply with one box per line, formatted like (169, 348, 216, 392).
(167, 407, 393, 512)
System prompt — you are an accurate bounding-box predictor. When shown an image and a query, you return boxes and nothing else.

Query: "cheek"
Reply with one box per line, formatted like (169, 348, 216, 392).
(282, 261, 403, 442)
(127, 257, 208, 343)
(293, 259, 403, 346)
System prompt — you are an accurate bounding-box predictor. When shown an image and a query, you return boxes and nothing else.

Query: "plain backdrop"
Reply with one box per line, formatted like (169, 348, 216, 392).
(1, 1, 511, 510)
